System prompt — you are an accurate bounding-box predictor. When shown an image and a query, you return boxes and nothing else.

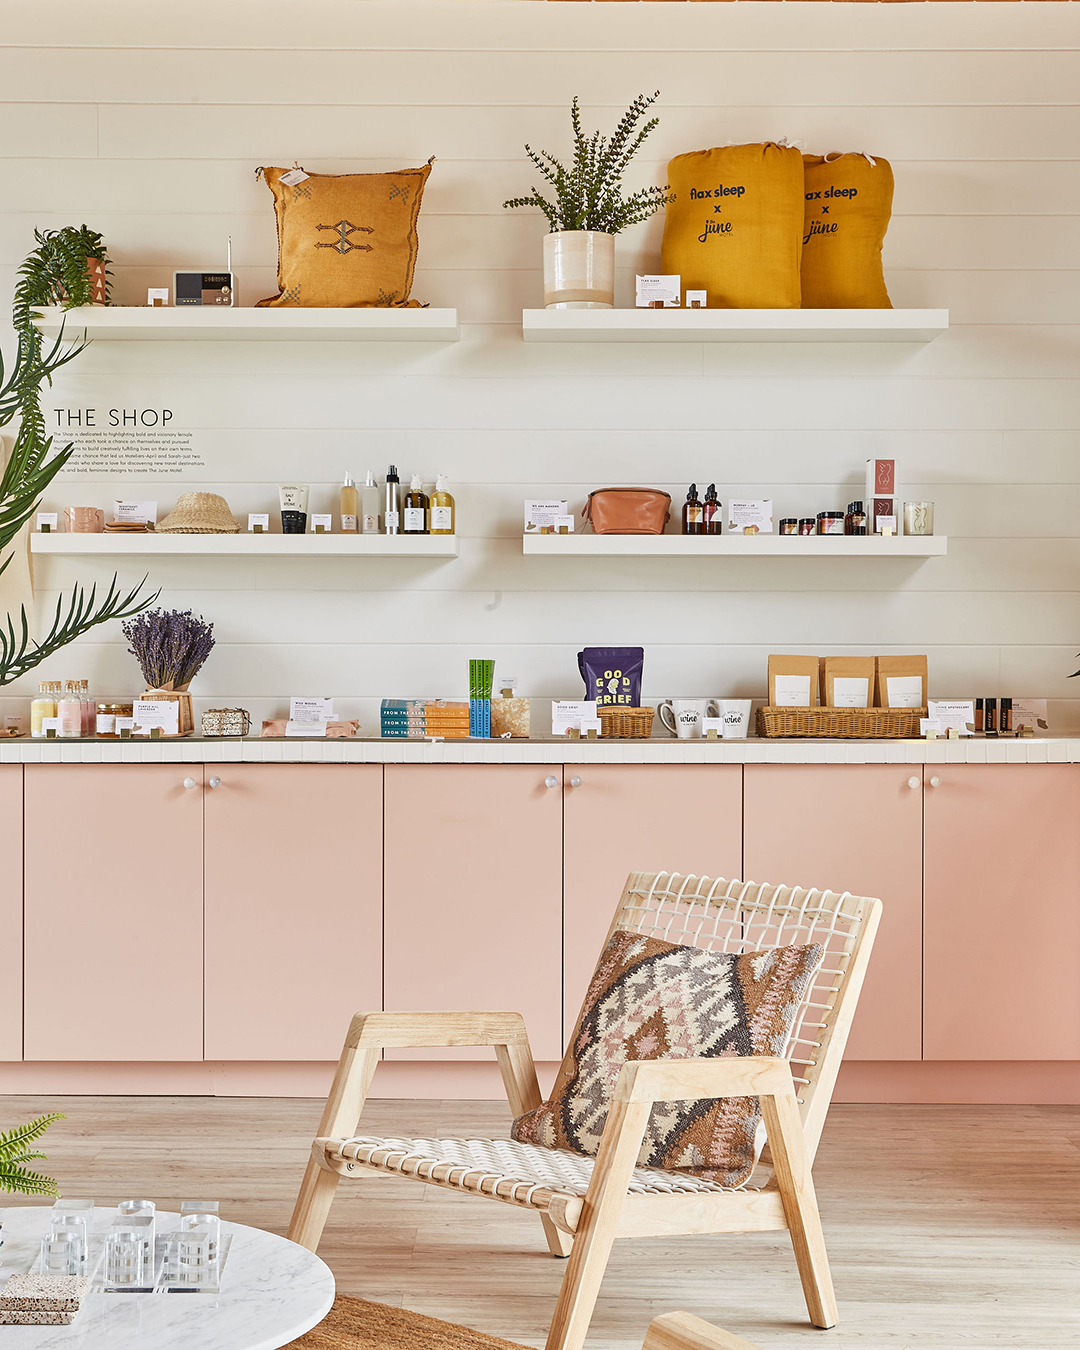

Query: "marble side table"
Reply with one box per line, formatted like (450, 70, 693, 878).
(0, 1207, 334, 1349)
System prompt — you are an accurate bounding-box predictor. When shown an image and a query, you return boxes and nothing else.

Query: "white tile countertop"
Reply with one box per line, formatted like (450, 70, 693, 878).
(1, 737, 1077, 765)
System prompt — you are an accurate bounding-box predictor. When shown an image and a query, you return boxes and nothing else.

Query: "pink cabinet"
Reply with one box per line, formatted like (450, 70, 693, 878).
(562, 766, 743, 1038)
(924, 765, 1080, 1060)
(23, 765, 205, 1061)
(743, 765, 924, 1061)
(204, 765, 382, 1061)
(0, 767, 22, 1060)
(383, 765, 563, 1060)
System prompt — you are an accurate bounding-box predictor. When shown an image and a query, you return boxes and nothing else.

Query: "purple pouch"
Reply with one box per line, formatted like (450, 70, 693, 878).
(578, 647, 644, 708)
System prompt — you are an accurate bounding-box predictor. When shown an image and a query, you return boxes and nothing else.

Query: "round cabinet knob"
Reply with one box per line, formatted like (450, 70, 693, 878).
(907, 776, 920, 789)
(183, 777, 197, 790)
(929, 776, 942, 788)
(544, 775, 558, 789)
(208, 776, 222, 789)
(570, 776, 582, 788)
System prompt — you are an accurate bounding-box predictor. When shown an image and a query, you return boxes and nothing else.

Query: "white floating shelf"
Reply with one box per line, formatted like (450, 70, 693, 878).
(31, 306, 460, 342)
(522, 308, 948, 343)
(523, 534, 946, 558)
(31, 533, 459, 558)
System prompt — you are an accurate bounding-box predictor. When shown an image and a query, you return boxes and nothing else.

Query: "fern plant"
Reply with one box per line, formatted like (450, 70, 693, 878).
(0, 227, 155, 687)
(503, 92, 670, 234)
(0, 1112, 64, 1197)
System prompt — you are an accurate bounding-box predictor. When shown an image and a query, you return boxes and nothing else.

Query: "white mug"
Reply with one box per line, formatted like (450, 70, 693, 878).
(658, 698, 718, 739)
(717, 699, 752, 739)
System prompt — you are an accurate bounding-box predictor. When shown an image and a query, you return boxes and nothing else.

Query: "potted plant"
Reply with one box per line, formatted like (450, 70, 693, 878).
(0, 1113, 64, 1197)
(16, 225, 112, 314)
(503, 92, 670, 310)
(123, 607, 216, 736)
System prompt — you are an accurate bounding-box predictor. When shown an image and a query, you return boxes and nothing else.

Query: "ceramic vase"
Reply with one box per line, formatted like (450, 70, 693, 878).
(543, 231, 614, 309)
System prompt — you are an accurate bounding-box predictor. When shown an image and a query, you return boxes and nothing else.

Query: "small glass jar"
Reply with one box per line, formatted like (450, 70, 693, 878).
(817, 511, 845, 536)
(798, 517, 816, 536)
(778, 518, 798, 536)
(904, 501, 934, 536)
(96, 702, 133, 738)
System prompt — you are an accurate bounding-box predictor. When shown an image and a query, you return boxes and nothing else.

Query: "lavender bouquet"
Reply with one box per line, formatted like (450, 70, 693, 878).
(122, 608, 215, 691)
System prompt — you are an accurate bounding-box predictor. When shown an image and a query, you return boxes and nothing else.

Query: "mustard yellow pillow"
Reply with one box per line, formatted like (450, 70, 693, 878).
(660, 143, 804, 309)
(801, 153, 893, 309)
(256, 162, 432, 309)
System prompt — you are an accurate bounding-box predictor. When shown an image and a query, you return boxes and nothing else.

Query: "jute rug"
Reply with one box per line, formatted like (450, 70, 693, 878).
(283, 1295, 528, 1349)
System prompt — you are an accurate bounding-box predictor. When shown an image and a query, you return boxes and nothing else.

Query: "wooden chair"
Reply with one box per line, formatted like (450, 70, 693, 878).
(643, 1311, 764, 1350)
(289, 871, 881, 1350)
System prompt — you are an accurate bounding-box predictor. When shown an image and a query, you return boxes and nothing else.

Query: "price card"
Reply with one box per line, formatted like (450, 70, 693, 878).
(290, 697, 333, 724)
(310, 513, 333, 534)
(552, 700, 594, 736)
(727, 500, 774, 534)
(132, 700, 179, 736)
(36, 512, 58, 532)
(248, 513, 269, 533)
(927, 700, 975, 735)
(524, 500, 568, 534)
(285, 720, 327, 737)
(113, 500, 157, 524)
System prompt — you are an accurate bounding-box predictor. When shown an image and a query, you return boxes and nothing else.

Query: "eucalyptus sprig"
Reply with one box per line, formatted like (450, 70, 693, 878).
(0, 1112, 65, 1197)
(503, 92, 670, 234)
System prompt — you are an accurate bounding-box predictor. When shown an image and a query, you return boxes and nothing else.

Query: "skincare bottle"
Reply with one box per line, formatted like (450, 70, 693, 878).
(430, 475, 455, 534)
(80, 680, 95, 736)
(31, 680, 57, 738)
(703, 484, 722, 535)
(340, 473, 359, 533)
(279, 484, 308, 535)
(384, 465, 401, 535)
(984, 697, 998, 735)
(974, 698, 984, 733)
(361, 471, 380, 534)
(59, 681, 82, 738)
(1000, 697, 1013, 734)
(682, 484, 703, 536)
(403, 474, 429, 535)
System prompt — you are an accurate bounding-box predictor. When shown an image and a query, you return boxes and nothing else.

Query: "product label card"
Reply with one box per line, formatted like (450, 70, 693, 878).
(285, 720, 327, 737)
(702, 716, 724, 737)
(35, 512, 58, 532)
(248, 513, 269, 532)
(41, 717, 61, 733)
(132, 699, 179, 735)
(927, 700, 975, 735)
(919, 718, 944, 737)
(310, 513, 332, 534)
(578, 716, 602, 736)
(727, 499, 774, 533)
(885, 675, 924, 708)
(876, 515, 897, 535)
(551, 700, 594, 735)
(114, 716, 135, 734)
(525, 500, 569, 533)
(553, 514, 575, 534)
(1011, 698, 1049, 733)
(431, 506, 452, 531)
(113, 499, 157, 524)
(290, 697, 333, 724)
(4, 715, 24, 734)
(279, 168, 310, 186)
(685, 290, 707, 309)
(773, 674, 812, 707)
(403, 508, 425, 532)
(831, 677, 869, 708)
(635, 274, 681, 307)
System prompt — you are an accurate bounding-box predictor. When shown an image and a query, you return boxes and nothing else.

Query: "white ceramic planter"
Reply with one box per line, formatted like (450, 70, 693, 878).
(543, 231, 614, 309)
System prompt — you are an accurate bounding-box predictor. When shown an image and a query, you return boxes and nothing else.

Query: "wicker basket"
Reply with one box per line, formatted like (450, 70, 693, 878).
(598, 705, 655, 739)
(756, 705, 926, 740)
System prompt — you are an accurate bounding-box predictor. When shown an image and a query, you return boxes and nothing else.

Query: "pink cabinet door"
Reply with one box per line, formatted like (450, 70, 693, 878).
(384, 766, 563, 1060)
(23, 765, 204, 1061)
(562, 766, 743, 1039)
(924, 765, 1080, 1060)
(744, 765, 923, 1061)
(0, 767, 22, 1060)
(204, 765, 382, 1061)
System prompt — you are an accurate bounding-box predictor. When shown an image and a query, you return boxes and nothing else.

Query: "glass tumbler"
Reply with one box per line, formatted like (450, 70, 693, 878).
(903, 501, 934, 536)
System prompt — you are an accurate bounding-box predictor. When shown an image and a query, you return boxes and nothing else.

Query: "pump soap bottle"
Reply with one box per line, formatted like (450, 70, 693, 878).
(361, 472, 380, 534)
(340, 473, 359, 533)
(430, 475, 455, 534)
(403, 474, 429, 535)
(384, 465, 401, 535)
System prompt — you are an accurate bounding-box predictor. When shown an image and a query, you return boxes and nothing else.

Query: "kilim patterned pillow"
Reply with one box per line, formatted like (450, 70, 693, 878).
(256, 162, 432, 309)
(512, 930, 823, 1187)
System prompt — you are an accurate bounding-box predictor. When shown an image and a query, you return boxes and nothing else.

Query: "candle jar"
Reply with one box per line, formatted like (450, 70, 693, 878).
(779, 518, 798, 536)
(903, 501, 934, 535)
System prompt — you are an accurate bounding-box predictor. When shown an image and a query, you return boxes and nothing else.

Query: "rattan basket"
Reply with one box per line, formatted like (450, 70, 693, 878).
(756, 705, 926, 739)
(598, 705, 655, 739)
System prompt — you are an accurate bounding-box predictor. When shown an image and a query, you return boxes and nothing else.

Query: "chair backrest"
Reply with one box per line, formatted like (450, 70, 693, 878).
(565, 870, 882, 1164)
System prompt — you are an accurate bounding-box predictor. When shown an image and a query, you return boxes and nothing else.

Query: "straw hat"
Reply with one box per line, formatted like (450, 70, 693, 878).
(157, 492, 241, 534)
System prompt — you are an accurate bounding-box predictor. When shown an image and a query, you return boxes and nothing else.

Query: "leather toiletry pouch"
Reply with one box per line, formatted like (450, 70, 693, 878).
(256, 162, 432, 309)
(583, 488, 671, 535)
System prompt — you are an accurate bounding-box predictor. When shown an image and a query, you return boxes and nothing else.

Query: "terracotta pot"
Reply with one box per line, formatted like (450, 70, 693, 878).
(543, 231, 614, 309)
(86, 257, 107, 305)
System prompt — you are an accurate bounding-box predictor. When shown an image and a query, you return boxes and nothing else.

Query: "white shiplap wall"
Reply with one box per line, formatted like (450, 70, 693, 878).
(2, 0, 1080, 731)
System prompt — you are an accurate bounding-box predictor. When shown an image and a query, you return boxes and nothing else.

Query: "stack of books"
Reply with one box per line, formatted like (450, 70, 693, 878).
(469, 658, 495, 739)
(380, 700, 472, 739)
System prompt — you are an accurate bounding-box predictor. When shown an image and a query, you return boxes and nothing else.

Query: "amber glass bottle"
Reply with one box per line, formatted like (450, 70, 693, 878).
(703, 483, 722, 535)
(682, 483, 704, 536)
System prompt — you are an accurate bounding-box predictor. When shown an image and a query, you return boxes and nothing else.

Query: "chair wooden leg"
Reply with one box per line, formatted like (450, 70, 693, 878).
(544, 1100, 650, 1350)
(760, 1090, 838, 1330)
(288, 1157, 342, 1252)
(541, 1214, 573, 1258)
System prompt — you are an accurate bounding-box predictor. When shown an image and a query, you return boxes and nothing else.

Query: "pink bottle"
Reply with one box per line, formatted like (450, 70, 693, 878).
(58, 682, 83, 738)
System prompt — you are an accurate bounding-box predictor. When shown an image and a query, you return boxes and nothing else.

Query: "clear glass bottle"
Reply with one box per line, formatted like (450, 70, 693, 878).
(430, 475, 455, 534)
(339, 472, 359, 533)
(403, 474, 429, 534)
(59, 681, 83, 738)
(31, 680, 57, 738)
(361, 471, 380, 534)
(80, 680, 95, 736)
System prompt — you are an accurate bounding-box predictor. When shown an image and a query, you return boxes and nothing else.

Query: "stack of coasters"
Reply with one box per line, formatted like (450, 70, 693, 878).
(0, 1273, 90, 1324)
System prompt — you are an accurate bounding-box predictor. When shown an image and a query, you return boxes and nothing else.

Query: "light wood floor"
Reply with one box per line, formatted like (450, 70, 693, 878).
(1, 1096, 1077, 1349)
